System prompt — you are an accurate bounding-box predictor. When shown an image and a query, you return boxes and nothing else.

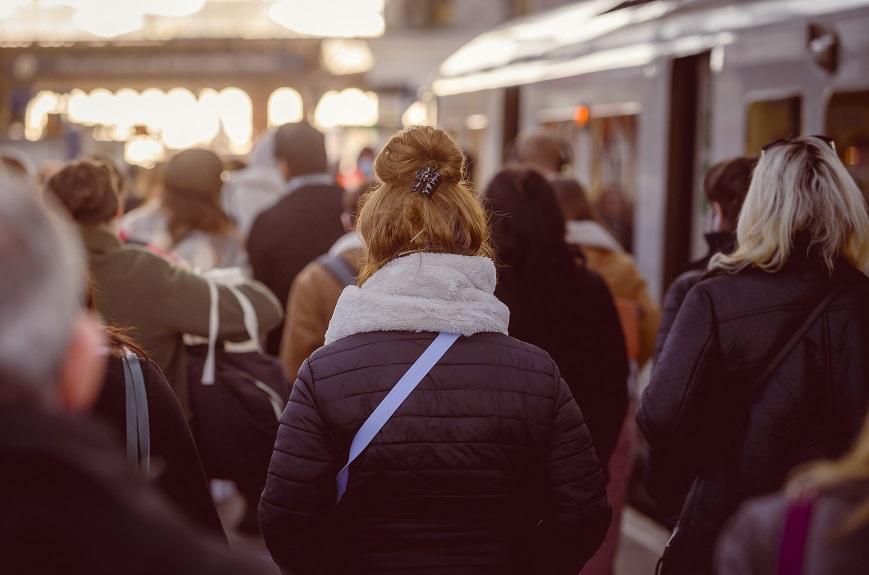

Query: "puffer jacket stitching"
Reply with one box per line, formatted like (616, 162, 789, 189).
(313, 363, 559, 386)
(322, 386, 558, 409)
(313, 333, 555, 363)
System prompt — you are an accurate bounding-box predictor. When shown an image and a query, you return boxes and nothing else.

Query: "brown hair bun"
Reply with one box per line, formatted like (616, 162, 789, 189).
(356, 126, 490, 283)
(45, 160, 120, 226)
(374, 125, 463, 188)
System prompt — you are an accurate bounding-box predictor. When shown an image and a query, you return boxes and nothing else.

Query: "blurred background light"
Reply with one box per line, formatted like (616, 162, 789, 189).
(110, 88, 141, 141)
(268, 88, 304, 127)
(321, 39, 375, 75)
(217, 87, 253, 154)
(125, 136, 164, 168)
(72, 0, 144, 38)
(161, 88, 203, 149)
(0, 0, 28, 20)
(465, 114, 489, 131)
(268, 0, 385, 38)
(401, 100, 430, 127)
(314, 88, 379, 129)
(143, 0, 207, 18)
(25, 90, 65, 140)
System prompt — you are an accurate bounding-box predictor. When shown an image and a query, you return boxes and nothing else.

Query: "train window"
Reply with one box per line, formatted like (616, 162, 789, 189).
(590, 114, 638, 252)
(826, 90, 869, 192)
(745, 96, 802, 155)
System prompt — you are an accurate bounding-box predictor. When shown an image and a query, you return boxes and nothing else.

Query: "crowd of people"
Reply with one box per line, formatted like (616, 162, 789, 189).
(0, 119, 867, 575)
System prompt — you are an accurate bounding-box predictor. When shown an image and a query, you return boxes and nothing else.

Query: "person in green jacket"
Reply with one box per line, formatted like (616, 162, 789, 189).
(45, 159, 283, 417)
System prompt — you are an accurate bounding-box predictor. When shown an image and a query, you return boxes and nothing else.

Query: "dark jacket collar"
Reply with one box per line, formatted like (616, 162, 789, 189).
(684, 231, 737, 273)
(704, 231, 736, 258)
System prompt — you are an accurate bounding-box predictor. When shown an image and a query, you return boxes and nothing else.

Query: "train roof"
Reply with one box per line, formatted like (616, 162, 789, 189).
(433, 0, 869, 96)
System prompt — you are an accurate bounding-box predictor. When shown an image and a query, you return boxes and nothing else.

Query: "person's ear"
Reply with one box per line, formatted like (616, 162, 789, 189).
(712, 202, 725, 231)
(58, 313, 106, 412)
(277, 158, 292, 181)
(340, 212, 353, 233)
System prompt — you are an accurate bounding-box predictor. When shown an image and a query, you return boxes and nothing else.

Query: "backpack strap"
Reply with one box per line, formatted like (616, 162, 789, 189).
(335, 332, 460, 503)
(778, 496, 816, 575)
(318, 254, 357, 288)
(122, 348, 151, 475)
(748, 285, 845, 401)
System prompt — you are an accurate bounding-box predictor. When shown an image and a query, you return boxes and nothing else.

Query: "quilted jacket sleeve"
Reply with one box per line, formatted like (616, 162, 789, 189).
(259, 361, 337, 574)
(638, 283, 722, 501)
(533, 374, 612, 574)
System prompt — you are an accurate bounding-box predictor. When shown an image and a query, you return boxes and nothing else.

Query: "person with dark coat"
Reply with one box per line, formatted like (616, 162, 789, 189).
(91, 333, 224, 536)
(483, 167, 630, 469)
(259, 126, 611, 575)
(717, 413, 869, 575)
(638, 137, 869, 573)
(0, 411, 273, 575)
(0, 171, 270, 575)
(653, 156, 755, 361)
(247, 122, 346, 355)
(278, 181, 371, 380)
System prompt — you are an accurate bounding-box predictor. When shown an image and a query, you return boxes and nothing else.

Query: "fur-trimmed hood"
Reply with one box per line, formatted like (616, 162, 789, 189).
(325, 252, 509, 344)
(565, 220, 624, 253)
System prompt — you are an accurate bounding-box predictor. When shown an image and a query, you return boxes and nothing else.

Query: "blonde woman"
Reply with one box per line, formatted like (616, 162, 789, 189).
(259, 126, 610, 574)
(638, 136, 869, 574)
(718, 414, 869, 574)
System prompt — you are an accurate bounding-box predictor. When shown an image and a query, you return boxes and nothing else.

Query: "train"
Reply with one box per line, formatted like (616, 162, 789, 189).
(431, 0, 869, 298)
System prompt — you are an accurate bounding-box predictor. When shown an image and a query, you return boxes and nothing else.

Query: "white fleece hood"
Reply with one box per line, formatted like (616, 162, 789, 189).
(565, 220, 624, 253)
(325, 252, 509, 344)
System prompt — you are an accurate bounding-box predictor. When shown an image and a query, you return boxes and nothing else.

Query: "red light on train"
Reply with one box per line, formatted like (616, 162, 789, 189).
(573, 105, 590, 127)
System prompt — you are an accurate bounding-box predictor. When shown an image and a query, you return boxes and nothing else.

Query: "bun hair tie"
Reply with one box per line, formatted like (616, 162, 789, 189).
(412, 165, 441, 197)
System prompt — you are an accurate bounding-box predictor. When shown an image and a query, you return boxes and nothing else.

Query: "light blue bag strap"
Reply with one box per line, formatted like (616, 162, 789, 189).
(122, 349, 151, 476)
(335, 332, 460, 503)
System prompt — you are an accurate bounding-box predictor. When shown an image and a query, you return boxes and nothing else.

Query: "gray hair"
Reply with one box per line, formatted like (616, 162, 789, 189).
(0, 169, 85, 407)
(711, 136, 869, 275)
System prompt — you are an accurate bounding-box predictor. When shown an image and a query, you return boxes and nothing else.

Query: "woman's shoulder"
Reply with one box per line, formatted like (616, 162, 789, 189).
(305, 331, 561, 381)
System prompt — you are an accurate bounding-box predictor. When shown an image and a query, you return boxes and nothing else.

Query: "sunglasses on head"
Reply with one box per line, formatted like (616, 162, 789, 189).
(761, 135, 836, 156)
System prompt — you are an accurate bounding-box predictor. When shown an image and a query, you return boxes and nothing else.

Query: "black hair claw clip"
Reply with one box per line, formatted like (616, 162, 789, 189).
(411, 166, 441, 197)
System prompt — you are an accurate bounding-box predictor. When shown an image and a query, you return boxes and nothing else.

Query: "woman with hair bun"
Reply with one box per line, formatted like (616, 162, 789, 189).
(639, 136, 869, 573)
(260, 125, 610, 575)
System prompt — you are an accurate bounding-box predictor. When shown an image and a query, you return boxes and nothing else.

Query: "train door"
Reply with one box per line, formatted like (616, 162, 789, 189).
(539, 104, 640, 254)
(662, 52, 710, 288)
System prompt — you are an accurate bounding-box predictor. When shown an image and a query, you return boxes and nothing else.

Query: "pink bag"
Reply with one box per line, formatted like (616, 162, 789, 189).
(778, 496, 816, 575)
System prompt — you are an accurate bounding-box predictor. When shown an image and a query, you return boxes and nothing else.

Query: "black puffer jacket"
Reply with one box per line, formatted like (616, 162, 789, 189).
(638, 254, 869, 573)
(247, 182, 345, 355)
(260, 331, 611, 575)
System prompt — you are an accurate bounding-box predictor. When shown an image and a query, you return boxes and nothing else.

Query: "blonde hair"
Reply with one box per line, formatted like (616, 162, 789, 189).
(355, 126, 491, 283)
(710, 136, 869, 275)
(789, 415, 869, 533)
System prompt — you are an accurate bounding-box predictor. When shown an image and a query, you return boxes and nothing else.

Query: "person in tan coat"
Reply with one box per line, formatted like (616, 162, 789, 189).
(551, 176, 660, 367)
(279, 182, 371, 380)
